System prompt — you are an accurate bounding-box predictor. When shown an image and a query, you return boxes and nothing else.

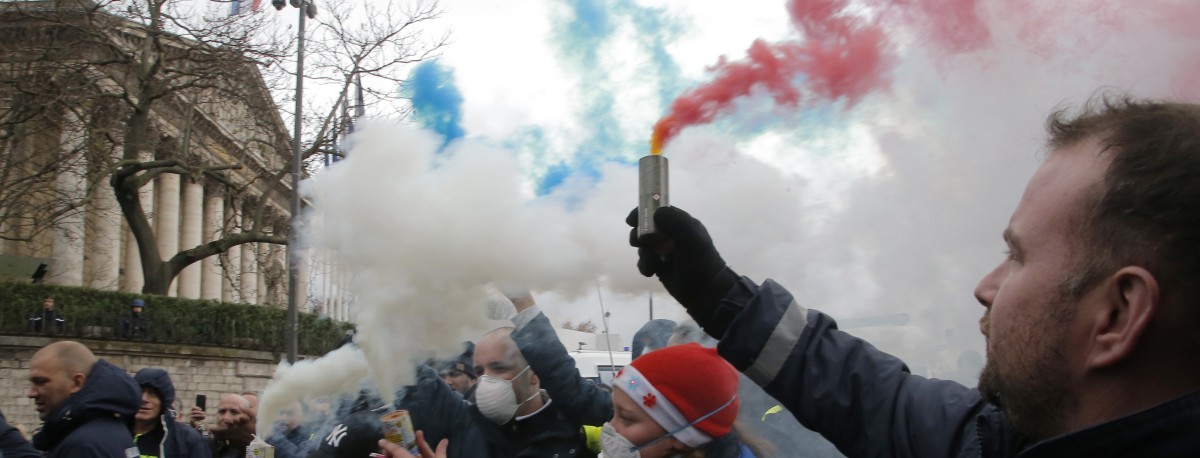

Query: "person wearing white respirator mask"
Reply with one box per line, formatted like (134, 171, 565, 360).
(472, 328, 544, 425)
(387, 289, 603, 458)
(602, 343, 760, 458)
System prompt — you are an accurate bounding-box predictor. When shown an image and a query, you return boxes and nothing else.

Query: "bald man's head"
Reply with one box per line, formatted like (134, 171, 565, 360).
(217, 394, 252, 427)
(28, 341, 97, 420)
(477, 327, 523, 367)
(473, 327, 543, 418)
(214, 394, 255, 445)
(40, 340, 97, 373)
(241, 392, 259, 418)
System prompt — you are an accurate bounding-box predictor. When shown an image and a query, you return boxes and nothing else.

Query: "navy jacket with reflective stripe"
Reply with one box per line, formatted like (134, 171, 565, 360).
(713, 277, 1200, 458)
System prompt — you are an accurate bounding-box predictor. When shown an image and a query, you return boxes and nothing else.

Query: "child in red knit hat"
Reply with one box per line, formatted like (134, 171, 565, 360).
(602, 343, 756, 458)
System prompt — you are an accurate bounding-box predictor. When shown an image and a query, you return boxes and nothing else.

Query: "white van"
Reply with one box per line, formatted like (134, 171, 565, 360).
(567, 349, 632, 387)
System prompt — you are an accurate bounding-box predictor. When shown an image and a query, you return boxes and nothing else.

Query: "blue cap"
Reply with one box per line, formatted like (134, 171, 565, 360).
(132, 299, 145, 308)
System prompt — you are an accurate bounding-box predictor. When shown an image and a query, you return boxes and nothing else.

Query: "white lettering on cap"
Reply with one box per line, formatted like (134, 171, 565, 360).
(325, 423, 349, 448)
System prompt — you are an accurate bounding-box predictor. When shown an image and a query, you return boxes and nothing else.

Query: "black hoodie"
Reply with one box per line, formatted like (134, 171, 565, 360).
(133, 368, 211, 458)
(0, 409, 41, 458)
(32, 359, 140, 458)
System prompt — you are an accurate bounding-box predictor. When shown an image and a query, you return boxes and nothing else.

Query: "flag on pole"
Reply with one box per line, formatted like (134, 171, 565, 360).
(228, 0, 263, 16)
(327, 77, 364, 167)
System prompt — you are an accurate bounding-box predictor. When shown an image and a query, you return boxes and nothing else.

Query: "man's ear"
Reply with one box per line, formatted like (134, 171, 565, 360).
(1088, 266, 1158, 369)
(527, 370, 540, 388)
(68, 371, 87, 394)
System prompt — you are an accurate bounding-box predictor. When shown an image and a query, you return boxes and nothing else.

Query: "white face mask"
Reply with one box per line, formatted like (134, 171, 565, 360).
(601, 393, 739, 457)
(601, 423, 647, 458)
(474, 365, 537, 424)
(601, 423, 685, 458)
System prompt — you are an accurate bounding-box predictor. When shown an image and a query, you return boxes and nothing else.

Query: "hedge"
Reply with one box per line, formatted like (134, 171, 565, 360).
(0, 282, 351, 355)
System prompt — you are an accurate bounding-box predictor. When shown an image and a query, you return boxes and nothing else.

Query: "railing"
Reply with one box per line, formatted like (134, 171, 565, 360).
(0, 281, 350, 355)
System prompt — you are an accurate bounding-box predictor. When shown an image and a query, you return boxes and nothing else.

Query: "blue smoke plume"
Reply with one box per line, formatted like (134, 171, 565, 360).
(530, 0, 685, 195)
(404, 61, 465, 150)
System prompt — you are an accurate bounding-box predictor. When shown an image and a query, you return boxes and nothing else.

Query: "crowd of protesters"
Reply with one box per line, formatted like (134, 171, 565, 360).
(5, 289, 815, 458)
(7, 97, 1200, 457)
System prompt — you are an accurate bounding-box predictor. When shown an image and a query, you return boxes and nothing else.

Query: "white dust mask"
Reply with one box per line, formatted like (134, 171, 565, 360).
(474, 365, 537, 424)
(601, 422, 649, 458)
(601, 394, 738, 457)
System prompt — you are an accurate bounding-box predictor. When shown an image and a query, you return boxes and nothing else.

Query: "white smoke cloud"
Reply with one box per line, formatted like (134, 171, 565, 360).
(294, 119, 818, 379)
(258, 0, 1200, 430)
(256, 345, 369, 434)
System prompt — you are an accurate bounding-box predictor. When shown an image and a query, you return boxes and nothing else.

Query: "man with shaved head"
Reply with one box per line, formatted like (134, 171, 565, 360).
(27, 340, 140, 457)
(210, 393, 257, 458)
(242, 391, 259, 418)
(394, 291, 607, 457)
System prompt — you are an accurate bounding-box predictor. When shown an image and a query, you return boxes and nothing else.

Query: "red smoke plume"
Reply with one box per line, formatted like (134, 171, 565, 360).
(650, 0, 1199, 153)
(651, 0, 994, 154)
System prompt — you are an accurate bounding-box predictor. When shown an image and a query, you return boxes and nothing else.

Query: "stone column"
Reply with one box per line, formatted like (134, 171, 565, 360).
(89, 138, 122, 290)
(333, 261, 343, 321)
(323, 259, 335, 319)
(201, 186, 224, 300)
(89, 184, 122, 290)
(239, 204, 258, 304)
(50, 119, 87, 287)
(155, 172, 181, 296)
(256, 242, 268, 305)
(223, 198, 241, 303)
(336, 262, 345, 321)
(177, 178, 204, 299)
(273, 242, 287, 307)
(123, 150, 156, 292)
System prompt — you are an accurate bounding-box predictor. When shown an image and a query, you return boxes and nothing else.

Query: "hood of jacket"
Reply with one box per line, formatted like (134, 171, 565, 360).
(134, 367, 176, 417)
(33, 359, 140, 451)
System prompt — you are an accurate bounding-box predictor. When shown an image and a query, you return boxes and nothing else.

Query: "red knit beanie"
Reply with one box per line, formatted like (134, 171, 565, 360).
(612, 343, 739, 447)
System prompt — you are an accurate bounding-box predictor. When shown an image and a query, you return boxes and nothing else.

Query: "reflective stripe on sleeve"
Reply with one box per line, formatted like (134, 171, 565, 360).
(745, 300, 808, 386)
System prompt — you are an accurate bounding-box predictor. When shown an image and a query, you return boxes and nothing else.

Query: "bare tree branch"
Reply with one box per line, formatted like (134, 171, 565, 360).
(1, 0, 445, 297)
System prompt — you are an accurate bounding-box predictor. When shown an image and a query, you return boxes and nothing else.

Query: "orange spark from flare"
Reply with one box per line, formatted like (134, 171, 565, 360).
(650, 115, 676, 155)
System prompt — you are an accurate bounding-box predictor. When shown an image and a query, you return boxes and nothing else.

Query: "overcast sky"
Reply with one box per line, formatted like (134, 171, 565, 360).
(278, 0, 1200, 383)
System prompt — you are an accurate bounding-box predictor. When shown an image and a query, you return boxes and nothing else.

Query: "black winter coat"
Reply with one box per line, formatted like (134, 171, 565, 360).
(28, 308, 65, 334)
(509, 312, 613, 429)
(400, 364, 596, 458)
(32, 359, 140, 458)
(397, 318, 603, 458)
(713, 277, 1200, 458)
(122, 314, 150, 339)
(133, 368, 211, 457)
(0, 410, 41, 458)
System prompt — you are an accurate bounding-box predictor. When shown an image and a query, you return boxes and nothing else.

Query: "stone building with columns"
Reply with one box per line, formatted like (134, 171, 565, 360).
(0, 0, 320, 310)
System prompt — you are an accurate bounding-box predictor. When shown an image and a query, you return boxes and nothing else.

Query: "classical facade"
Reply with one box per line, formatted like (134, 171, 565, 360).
(0, 0, 311, 308)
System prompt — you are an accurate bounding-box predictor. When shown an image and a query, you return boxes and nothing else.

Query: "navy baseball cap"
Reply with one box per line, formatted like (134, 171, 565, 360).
(306, 412, 384, 458)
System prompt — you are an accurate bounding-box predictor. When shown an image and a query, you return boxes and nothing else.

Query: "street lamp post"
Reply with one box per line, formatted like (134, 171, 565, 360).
(274, 0, 316, 364)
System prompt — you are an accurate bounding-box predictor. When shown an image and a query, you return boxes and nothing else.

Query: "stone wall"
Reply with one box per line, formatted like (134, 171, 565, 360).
(0, 335, 281, 433)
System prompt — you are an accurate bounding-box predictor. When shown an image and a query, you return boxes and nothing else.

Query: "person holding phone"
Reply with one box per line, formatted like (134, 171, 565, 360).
(189, 395, 209, 437)
(133, 368, 211, 457)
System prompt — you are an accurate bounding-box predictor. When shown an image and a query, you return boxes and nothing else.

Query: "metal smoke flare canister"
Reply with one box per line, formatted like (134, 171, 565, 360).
(638, 155, 669, 246)
(380, 410, 417, 450)
(245, 437, 275, 458)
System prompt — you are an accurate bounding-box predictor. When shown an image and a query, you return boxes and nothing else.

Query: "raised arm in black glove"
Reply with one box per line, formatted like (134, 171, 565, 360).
(626, 207, 740, 336)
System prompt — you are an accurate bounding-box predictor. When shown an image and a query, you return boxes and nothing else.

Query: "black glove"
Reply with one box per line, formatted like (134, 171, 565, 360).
(626, 207, 739, 330)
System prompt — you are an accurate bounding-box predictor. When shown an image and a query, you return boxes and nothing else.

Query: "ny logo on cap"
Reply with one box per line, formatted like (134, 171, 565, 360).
(325, 424, 349, 447)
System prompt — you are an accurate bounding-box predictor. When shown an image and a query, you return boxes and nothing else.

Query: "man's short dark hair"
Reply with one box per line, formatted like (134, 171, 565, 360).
(1046, 95, 1200, 348)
